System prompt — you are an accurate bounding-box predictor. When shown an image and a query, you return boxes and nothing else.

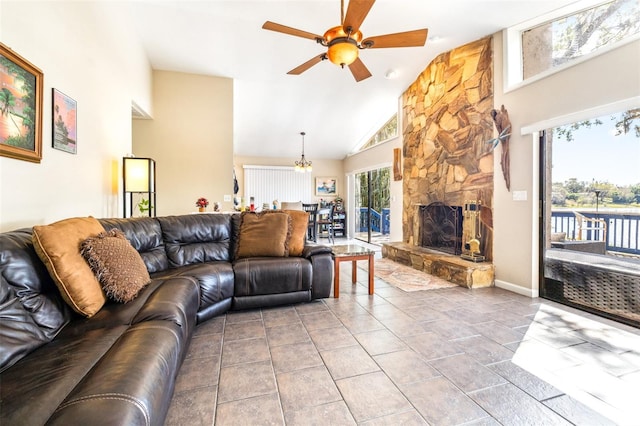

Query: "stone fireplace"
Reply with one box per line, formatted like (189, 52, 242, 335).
(381, 36, 495, 288)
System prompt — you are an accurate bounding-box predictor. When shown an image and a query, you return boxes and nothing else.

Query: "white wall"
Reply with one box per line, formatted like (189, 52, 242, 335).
(0, 1, 152, 231)
(493, 34, 640, 295)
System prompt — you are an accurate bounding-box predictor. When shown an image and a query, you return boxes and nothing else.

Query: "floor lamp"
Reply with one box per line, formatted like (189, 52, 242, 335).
(123, 157, 156, 218)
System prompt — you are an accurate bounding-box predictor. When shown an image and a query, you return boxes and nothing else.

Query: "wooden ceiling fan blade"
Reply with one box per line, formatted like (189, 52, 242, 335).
(348, 57, 372, 82)
(262, 21, 322, 41)
(362, 29, 428, 48)
(343, 0, 375, 33)
(287, 54, 326, 75)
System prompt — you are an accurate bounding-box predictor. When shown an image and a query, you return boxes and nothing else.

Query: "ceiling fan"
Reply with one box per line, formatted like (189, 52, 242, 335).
(262, 0, 428, 82)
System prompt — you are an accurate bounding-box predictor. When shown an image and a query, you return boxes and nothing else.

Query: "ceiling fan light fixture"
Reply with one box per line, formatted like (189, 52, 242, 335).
(323, 25, 362, 67)
(327, 41, 359, 67)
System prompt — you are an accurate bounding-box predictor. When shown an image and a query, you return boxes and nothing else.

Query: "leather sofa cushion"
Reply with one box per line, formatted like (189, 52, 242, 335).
(236, 211, 290, 259)
(0, 229, 71, 373)
(99, 217, 169, 273)
(81, 229, 151, 303)
(233, 257, 312, 297)
(32, 217, 106, 317)
(283, 210, 309, 256)
(158, 214, 233, 267)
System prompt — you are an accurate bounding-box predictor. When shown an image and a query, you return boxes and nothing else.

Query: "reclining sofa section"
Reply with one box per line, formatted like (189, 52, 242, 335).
(0, 213, 333, 425)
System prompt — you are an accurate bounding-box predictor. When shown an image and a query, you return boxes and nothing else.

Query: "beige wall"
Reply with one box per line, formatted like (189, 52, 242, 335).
(0, 1, 152, 231)
(493, 34, 640, 295)
(133, 71, 234, 215)
(234, 155, 344, 203)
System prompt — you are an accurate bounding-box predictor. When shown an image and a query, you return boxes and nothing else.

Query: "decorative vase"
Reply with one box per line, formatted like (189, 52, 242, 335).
(198, 207, 205, 212)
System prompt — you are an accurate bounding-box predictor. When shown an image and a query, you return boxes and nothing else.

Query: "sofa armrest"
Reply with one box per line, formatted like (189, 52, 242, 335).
(302, 244, 332, 259)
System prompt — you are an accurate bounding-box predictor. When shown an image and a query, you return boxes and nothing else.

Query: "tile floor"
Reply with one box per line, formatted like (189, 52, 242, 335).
(165, 248, 640, 425)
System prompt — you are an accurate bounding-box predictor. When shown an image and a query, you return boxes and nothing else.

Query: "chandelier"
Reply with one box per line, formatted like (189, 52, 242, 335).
(294, 131, 312, 172)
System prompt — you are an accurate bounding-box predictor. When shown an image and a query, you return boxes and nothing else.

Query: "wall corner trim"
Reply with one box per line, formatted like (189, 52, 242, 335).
(495, 279, 539, 298)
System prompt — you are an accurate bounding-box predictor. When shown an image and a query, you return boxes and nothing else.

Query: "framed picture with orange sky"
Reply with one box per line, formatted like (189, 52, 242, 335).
(0, 43, 43, 163)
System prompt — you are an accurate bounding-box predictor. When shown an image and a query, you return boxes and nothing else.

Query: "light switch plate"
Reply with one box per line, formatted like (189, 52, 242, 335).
(512, 190, 527, 201)
(223, 194, 232, 202)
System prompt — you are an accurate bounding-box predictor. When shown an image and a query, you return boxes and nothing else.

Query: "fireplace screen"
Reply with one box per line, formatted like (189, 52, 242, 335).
(420, 203, 463, 255)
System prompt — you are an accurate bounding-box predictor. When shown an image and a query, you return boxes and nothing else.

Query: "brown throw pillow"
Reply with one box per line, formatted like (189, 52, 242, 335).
(283, 210, 309, 256)
(32, 217, 107, 317)
(236, 211, 291, 259)
(81, 229, 151, 303)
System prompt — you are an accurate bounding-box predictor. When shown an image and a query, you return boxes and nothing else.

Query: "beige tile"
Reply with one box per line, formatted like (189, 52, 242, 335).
(193, 316, 225, 336)
(429, 354, 507, 393)
(469, 383, 570, 425)
(165, 385, 217, 426)
(320, 345, 380, 380)
(221, 337, 270, 366)
(271, 341, 323, 373)
(217, 360, 277, 403)
(400, 376, 489, 425)
(336, 371, 412, 422)
(223, 319, 265, 341)
(174, 355, 220, 392)
(373, 350, 440, 385)
(262, 306, 300, 328)
(216, 393, 284, 426)
(284, 400, 356, 426)
(185, 333, 223, 358)
(295, 300, 330, 315)
(225, 310, 262, 324)
(354, 329, 408, 356)
(308, 326, 359, 351)
(265, 321, 310, 347)
(299, 310, 343, 331)
(402, 331, 464, 361)
(359, 409, 428, 425)
(339, 313, 386, 334)
(276, 366, 342, 412)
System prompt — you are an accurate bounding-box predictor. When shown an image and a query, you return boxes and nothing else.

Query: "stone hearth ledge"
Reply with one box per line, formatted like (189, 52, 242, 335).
(381, 242, 494, 289)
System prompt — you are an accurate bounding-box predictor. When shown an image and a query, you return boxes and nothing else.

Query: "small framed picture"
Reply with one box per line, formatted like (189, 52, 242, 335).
(315, 176, 337, 196)
(52, 88, 77, 154)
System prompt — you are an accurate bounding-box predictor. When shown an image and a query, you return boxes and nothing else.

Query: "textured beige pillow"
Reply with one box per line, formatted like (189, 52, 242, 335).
(236, 211, 291, 259)
(32, 217, 106, 317)
(283, 210, 309, 256)
(81, 229, 151, 303)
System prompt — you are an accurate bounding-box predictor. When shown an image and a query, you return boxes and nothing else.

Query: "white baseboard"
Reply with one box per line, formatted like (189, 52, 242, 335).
(495, 279, 539, 298)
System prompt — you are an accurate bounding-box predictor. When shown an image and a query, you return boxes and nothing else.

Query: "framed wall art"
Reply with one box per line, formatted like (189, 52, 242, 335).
(52, 88, 77, 154)
(0, 43, 43, 163)
(315, 176, 337, 196)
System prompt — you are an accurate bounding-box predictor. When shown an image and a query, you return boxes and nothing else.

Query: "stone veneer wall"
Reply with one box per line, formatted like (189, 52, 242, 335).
(402, 36, 494, 260)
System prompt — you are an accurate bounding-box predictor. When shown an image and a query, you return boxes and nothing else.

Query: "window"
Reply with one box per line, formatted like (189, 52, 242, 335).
(359, 114, 398, 151)
(506, 0, 640, 88)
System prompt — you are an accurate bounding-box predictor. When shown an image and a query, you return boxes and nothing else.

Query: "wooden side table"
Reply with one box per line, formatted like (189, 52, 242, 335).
(332, 244, 375, 298)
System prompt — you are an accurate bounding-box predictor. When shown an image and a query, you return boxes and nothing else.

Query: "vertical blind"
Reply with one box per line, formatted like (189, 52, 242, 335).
(243, 165, 313, 208)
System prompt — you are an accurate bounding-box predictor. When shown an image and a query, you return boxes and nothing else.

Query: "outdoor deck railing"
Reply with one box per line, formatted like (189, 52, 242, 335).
(551, 210, 640, 255)
(358, 208, 390, 234)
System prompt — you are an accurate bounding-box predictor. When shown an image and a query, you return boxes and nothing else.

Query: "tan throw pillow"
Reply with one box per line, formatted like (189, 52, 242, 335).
(81, 229, 151, 303)
(236, 211, 291, 259)
(32, 217, 106, 317)
(284, 210, 309, 256)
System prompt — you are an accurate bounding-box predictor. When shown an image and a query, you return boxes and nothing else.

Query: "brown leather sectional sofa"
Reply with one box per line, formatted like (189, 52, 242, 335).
(0, 213, 333, 425)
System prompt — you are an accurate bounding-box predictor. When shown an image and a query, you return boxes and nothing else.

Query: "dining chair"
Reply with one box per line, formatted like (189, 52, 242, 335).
(316, 205, 335, 244)
(302, 203, 318, 241)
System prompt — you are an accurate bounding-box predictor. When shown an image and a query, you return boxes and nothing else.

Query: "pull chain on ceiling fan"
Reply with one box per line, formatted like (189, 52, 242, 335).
(262, 0, 428, 82)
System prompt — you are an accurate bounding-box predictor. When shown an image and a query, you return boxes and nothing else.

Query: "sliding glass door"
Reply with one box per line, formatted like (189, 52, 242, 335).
(539, 109, 640, 327)
(354, 167, 391, 245)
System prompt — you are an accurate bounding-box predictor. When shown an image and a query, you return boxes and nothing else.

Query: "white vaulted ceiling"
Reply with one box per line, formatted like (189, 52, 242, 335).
(125, 0, 580, 160)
